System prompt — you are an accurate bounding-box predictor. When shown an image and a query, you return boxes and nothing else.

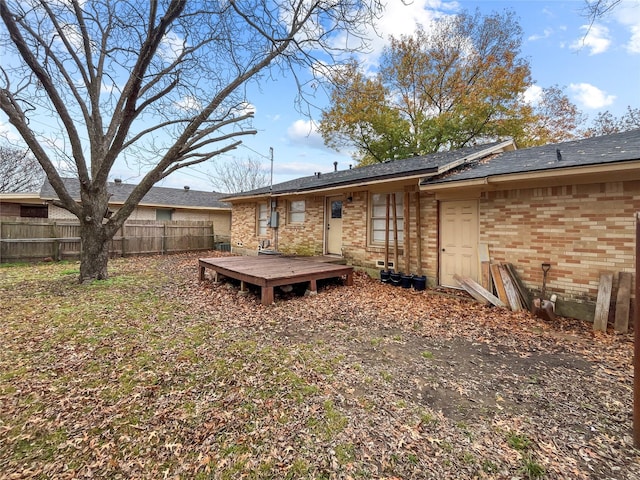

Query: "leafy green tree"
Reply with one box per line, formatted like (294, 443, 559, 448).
(321, 10, 541, 164)
(320, 62, 413, 165)
(320, 10, 584, 164)
(0, 0, 381, 281)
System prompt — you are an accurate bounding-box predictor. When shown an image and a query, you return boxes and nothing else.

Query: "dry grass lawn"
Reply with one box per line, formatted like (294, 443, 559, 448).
(1, 251, 638, 479)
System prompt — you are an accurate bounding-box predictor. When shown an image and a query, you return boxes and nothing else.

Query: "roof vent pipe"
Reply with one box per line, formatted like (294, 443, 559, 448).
(333, 161, 338, 172)
(556, 148, 562, 162)
(349, 164, 352, 170)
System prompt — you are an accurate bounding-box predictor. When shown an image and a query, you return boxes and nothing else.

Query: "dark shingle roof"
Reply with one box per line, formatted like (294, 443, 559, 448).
(222, 140, 512, 199)
(421, 129, 640, 186)
(40, 178, 230, 209)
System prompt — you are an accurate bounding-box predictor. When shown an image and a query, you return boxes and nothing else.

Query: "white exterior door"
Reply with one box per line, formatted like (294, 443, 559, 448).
(440, 200, 479, 287)
(326, 196, 343, 255)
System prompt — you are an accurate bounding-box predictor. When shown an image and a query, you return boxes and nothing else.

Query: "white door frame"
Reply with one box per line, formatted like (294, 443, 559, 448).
(325, 195, 343, 255)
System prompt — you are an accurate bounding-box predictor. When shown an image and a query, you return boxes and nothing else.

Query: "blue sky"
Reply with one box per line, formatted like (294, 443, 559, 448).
(2, 1, 639, 193)
(163, 0, 639, 191)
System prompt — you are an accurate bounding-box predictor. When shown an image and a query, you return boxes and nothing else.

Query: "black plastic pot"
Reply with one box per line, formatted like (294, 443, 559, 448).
(380, 270, 391, 283)
(412, 275, 427, 291)
(390, 272, 402, 287)
(401, 274, 414, 288)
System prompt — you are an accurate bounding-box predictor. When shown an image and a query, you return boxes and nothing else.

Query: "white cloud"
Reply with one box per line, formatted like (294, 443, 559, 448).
(234, 102, 256, 117)
(0, 121, 21, 142)
(569, 83, 616, 109)
(612, 1, 640, 24)
(626, 24, 640, 53)
(528, 28, 553, 42)
(606, 0, 640, 53)
(158, 31, 184, 62)
(59, 23, 85, 52)
(175, 95, 202, 112)
(571, 24, 611, 55)
(329, 0, 458, 72)
(522, 85, 543, 105)
(286, 119, 325, 149)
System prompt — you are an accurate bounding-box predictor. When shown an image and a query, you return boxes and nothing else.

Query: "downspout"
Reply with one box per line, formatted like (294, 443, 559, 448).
(384, 194, 390, 270)
(415, 191, 422, 276)
(436, 200, 441, 285)
(404, 190, 410, 274)
(392, 193, 399, 272)
(269, 147, 278, 251)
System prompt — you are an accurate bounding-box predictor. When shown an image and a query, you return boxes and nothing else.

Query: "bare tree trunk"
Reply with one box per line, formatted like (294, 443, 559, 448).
(79, 220, 110, 282)
(77, 189, 112, 282)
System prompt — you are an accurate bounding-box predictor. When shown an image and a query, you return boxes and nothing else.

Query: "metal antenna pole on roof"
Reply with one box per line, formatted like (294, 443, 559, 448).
(269, 147, 274, 192)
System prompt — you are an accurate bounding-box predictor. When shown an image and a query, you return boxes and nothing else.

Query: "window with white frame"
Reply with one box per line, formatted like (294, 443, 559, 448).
(257, 203, 268, 236)
(288, 200, 305, 224)
(370, 192, 404, 245)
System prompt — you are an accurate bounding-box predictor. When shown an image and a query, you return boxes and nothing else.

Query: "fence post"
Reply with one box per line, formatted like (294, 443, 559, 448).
(162, 223, 168, 255)
(121, 224, 126, 257)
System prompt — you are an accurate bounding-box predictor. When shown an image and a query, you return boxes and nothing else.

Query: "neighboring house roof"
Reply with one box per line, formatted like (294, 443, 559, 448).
(222, 140, 515, 201)
(421, 128, 640, 188)
(40, 178, 231, 210)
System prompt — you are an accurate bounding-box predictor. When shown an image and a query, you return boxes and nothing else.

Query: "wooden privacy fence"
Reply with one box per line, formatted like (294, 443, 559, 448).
(0, 218, 230, 263)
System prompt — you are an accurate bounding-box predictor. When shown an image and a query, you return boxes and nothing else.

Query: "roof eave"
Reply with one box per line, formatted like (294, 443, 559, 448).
(224, 140, 517, 202)
(107, 201, 231, 211)
(420, 159, 640, 192)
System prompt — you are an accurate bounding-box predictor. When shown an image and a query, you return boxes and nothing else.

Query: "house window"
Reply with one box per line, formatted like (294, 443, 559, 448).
(257, 203, 268, 236)
(156, 209, 173, 221)
(288, 200, 305, 224)
(20, 205, 48, 218)
(370, 192, 404, 245)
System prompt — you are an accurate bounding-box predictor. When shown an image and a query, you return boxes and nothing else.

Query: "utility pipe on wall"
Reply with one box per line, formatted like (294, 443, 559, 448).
(634, 212, 640, 448)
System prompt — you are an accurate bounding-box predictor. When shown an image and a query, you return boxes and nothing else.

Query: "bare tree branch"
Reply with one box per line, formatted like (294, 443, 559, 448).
(0, 144, 45, 192)
(209, 156, 270, 193)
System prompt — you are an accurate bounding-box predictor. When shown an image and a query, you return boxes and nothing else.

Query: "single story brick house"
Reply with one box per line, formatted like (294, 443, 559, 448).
(1, 177, 232, 238)
(223, 129, 640, 321)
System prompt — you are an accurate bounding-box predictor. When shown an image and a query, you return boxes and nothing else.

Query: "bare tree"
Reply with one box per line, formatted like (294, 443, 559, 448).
(0, 145, 44, 192)
(210, 156, 269, 194)
(582, 106, 640, 137)
(0, 0, 381, 281)
(583, 0, 623, 22)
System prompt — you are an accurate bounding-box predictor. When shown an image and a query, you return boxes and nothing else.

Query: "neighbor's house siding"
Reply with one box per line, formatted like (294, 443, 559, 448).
(479, 180, 639, 306)
(48, 204, 231, 237)
(0, 202, 21, 217)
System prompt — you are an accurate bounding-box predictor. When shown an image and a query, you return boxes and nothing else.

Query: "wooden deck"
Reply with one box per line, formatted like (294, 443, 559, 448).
(198, 256, 354, 305)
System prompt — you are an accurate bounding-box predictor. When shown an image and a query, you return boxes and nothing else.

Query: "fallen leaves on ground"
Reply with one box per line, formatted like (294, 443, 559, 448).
(0, 251, 638, 479)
